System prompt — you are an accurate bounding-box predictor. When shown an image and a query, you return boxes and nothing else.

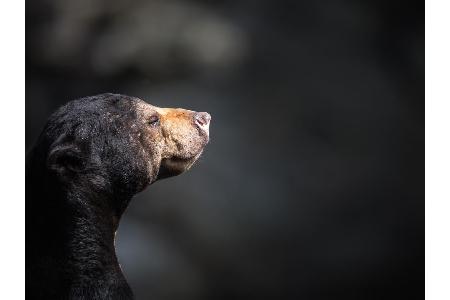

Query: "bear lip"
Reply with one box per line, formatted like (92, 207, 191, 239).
(157, 154, 200, 180)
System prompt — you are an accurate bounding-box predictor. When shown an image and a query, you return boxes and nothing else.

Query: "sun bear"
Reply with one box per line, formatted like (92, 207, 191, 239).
(26, 93, 211, 299)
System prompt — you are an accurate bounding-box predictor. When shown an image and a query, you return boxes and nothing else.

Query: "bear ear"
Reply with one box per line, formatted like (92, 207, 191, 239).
(47, 143, 85, 178)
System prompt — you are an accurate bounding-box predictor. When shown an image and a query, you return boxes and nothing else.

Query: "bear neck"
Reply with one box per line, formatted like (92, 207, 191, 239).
(26, 157, 133, 298)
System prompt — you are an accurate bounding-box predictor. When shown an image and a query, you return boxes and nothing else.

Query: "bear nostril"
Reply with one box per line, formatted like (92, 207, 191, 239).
(194, 112, 211, 128)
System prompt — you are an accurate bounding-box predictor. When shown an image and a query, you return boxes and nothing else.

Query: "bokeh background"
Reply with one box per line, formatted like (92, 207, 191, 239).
(26, 0, 424, 299)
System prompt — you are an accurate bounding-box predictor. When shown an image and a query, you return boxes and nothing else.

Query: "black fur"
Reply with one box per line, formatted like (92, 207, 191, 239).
(26, 94, 157, 299)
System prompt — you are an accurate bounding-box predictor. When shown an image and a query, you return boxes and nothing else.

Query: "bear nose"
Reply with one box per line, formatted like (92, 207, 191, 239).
(194, 112, 211, 129)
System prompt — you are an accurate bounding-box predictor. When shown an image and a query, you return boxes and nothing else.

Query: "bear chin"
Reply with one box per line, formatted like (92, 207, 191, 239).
(157, 152, 203, 180)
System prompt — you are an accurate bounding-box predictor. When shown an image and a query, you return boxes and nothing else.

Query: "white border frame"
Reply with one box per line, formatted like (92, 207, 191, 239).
(425, 1, 450, 299)
(0, 0, 25, 298)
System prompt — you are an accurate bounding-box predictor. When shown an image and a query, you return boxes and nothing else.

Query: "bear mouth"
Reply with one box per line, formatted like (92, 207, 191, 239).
(157, 153, 202, 180)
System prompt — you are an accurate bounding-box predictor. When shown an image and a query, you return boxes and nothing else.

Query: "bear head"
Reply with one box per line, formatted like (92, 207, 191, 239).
(35, 93, 211, 205)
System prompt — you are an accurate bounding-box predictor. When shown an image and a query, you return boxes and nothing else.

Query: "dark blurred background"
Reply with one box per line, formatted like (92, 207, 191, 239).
(26, 0, 424, 299)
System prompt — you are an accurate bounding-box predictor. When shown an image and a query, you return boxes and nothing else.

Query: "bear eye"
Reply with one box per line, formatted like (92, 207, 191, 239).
(148, 115, 160, 126)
